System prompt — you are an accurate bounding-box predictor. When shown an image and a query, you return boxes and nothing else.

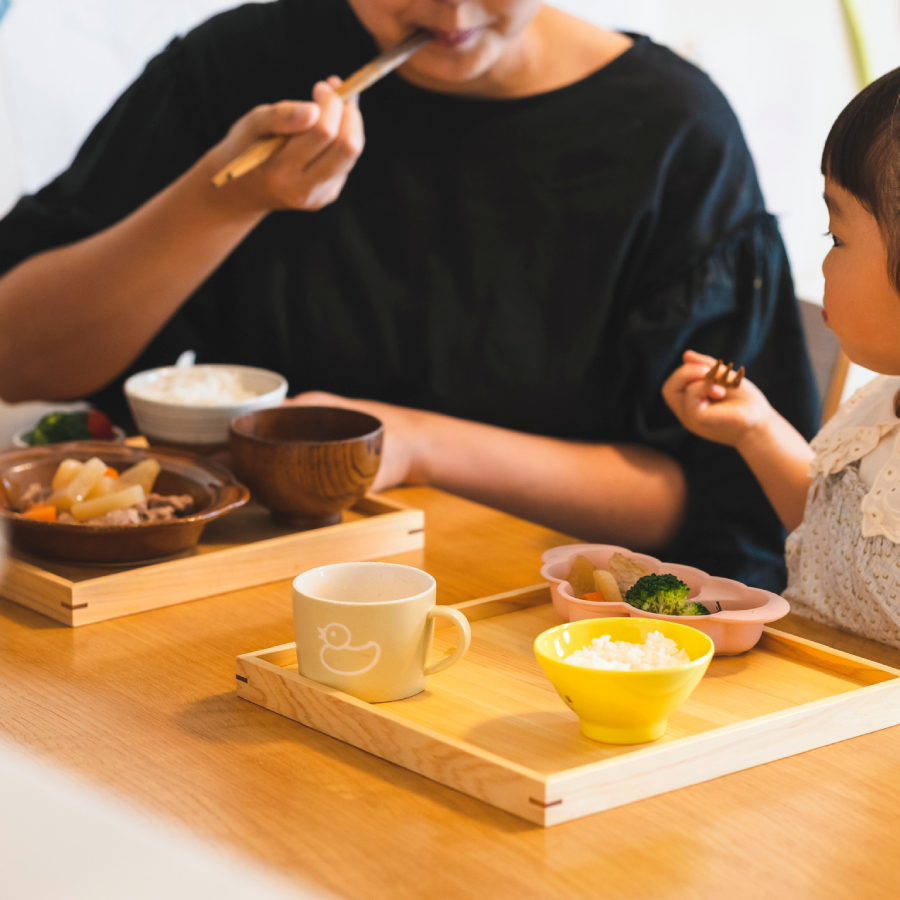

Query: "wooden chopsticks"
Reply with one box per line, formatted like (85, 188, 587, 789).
(333, 28, 431, 99)
(212, 30, 431, 187)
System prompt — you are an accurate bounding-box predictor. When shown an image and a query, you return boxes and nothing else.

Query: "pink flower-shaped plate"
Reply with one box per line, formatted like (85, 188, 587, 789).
(540, 544, 790, 656)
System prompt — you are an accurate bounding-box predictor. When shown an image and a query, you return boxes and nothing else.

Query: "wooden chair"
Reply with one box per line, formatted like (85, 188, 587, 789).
(798, 299, 849, 424)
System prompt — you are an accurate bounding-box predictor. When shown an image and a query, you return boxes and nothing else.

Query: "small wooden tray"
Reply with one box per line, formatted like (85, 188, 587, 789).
(0, 496, 423, 626)
(236, 585, 900, 826)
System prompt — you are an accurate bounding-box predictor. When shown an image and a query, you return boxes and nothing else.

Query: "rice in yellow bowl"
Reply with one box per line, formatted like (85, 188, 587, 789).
(534, 617, 713, 744)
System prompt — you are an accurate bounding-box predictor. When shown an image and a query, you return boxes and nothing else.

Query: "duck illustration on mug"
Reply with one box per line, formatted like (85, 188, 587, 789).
(317, 623, 381, 676)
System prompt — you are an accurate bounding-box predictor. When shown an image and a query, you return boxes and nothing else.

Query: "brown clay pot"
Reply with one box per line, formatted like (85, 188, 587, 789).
(0, 441, 249, 564)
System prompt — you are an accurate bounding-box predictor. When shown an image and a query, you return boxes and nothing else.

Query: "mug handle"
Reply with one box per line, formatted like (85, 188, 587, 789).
(424, 607, 472, 676)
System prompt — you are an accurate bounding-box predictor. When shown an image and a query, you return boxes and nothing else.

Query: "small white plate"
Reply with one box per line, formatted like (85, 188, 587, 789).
(12, 425, 126, 449)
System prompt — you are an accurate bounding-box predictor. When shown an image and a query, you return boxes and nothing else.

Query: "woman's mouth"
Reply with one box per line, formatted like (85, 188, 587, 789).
(429, 27, 482, 49)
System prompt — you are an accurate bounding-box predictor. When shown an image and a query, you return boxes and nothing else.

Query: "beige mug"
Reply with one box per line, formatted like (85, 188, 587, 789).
(292, 562, 471, 702)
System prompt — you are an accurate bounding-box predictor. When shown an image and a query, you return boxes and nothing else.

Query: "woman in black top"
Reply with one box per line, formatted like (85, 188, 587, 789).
(0, 0, 817, 590)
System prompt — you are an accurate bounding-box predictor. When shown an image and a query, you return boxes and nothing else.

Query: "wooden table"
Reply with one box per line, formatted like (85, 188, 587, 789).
(2, 486, 899, 899)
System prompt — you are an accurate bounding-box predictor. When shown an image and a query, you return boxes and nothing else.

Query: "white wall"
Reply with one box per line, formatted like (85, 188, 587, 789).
(0, 41, 20, 216)
(0, 0, 270, 199)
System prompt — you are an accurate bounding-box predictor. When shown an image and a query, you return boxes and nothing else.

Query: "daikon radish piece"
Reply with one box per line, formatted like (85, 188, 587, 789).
(85, 475, 120, 501)
(50, 457, 107, 510)
(49, 489, 75, 512)
(593, 569, 623, 603)
(51, 458, 83, 491)
(49, 489, 73, 512)
(118, 459, 161, 495)
(71, 484, 144, 522)
(567, 555, 597, 598)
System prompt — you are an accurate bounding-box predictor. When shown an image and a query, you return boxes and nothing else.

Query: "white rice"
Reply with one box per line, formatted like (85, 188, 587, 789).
(129, 367, 259, 406)
(563, 631, 691, 671)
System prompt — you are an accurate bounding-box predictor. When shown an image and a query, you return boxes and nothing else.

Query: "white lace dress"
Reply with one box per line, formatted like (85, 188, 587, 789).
(785, 375, 900, 648)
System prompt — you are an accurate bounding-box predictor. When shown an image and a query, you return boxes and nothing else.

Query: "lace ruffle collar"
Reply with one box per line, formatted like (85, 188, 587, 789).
(860, 428, 900, 542)
(809, 374, 900, 478)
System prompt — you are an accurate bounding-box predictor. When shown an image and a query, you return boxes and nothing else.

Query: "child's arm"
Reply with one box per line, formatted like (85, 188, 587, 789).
(663, 350, 815, 532)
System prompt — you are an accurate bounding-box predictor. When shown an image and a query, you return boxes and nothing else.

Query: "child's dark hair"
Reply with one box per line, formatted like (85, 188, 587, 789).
(822, 67, 900, 292)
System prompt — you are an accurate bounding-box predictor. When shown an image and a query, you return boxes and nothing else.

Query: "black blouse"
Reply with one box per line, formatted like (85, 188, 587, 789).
(0, 0, 819, 591)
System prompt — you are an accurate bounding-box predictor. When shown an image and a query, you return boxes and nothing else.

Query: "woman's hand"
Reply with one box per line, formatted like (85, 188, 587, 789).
(662, 350, 777, 449)
(207, 78, 365, 214)
(285, 391, 428, 493)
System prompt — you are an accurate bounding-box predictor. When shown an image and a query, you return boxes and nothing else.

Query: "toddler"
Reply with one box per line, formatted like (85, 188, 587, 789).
(664, 67, 900, 647)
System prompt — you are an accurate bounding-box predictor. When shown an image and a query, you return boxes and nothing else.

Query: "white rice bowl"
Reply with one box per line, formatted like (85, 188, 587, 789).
(124, 364, 288, 445)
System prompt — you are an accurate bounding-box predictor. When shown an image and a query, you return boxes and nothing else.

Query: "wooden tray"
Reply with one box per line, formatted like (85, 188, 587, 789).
(236, 585, 900, 826)
(0, 496, 423, 626)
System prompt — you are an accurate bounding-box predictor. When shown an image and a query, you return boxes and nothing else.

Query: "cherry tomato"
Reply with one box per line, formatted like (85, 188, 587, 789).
(86, 409, 114, 440)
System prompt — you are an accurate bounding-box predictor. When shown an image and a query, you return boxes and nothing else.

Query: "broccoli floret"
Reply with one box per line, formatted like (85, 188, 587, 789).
(625, 573, 689, 612)
(683, 602, 711, 617)
(625, 573, 709, 616)
(25, 412, 91, 446)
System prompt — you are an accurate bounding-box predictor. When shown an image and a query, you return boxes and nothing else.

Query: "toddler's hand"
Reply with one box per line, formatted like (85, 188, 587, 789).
(662, 350, 776, 448)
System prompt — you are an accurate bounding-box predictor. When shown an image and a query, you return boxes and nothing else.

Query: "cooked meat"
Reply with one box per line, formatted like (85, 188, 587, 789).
(141, 504, 179, 523)
(75, 493, 195, 526)
(89, 507, 142, 527)
(146, 493, 194, 514)
(13, 481, 51, 512)
(13, 484, 195, 526)
(74, 495, 195, 526)
(608, 552, 654, 594)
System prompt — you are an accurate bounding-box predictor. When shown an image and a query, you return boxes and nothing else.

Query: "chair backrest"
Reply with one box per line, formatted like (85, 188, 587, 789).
(798, 299, 848, 424)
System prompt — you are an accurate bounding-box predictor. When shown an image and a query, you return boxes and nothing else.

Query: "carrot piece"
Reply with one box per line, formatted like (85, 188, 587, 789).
(22, 503, 57, 522)
(581, 590, 615, 603)
(104, 467, 119, 480)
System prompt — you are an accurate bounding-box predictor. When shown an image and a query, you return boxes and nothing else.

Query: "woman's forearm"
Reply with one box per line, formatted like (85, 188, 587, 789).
(0, 156, 264, 402)
(407, 411, 688, 551)
(288, 392, 687, 549)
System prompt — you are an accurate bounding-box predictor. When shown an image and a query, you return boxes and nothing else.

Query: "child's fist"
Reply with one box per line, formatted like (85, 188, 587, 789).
(662, 350, 775, 448)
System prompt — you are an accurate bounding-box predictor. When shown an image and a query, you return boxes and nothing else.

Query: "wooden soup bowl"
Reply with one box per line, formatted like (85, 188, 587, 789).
(229, 406, 384, 528)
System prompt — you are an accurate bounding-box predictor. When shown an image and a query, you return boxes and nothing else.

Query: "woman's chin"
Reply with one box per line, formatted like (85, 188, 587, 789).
(400, 52, 500, 93)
